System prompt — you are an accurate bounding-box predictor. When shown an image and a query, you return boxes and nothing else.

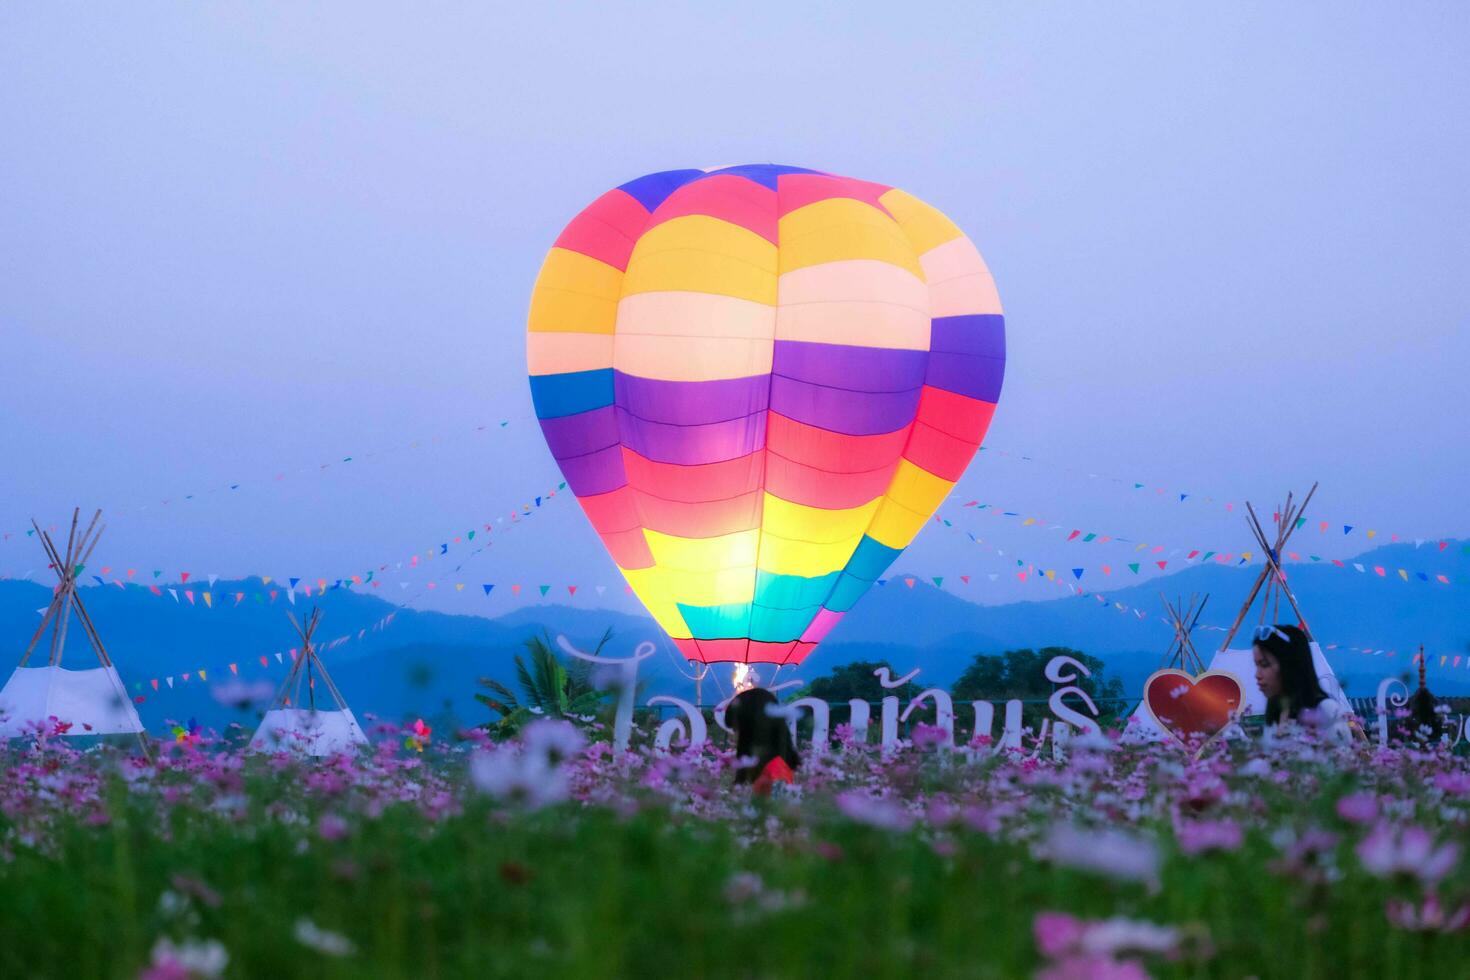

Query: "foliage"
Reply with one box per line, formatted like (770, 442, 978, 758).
(951, 647, 1125, 704)
(475, 630, 611, 737)
(799, 659, 921, 704)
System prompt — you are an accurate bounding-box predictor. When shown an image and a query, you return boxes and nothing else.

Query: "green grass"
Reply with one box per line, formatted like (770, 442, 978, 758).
(2, 770, 1466, 979)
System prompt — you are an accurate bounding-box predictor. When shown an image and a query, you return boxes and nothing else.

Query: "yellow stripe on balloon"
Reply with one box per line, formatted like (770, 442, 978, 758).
(527, 247, 624, 334)
(761, 493, 880, 544)
(644, 527, 759, 570)
(878, 189, 965, 255)
(866, 460, 956, 549)
(886, 458, 954, 514)
(756, 531, 863, 578)
(618, 569, 695, 637)
(622, 216, 778, 304)
(623, 564, 755, 609)
(777, 199, 924, 280)
(866, 496, 930, 550)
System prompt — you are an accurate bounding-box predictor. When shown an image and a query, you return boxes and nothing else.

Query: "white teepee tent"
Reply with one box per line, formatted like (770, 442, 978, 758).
(248, 608, 367, 756)
(1207, 486, 1353, 718)
(0, 509, 145, 740)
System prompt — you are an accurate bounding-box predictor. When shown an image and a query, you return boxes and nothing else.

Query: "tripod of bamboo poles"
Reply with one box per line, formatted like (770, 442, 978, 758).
(267, 607, 353, 715)
(1217, 483, 1319, 651)
(22, 509, 110, 668)
(1158, 592, 1209, 674)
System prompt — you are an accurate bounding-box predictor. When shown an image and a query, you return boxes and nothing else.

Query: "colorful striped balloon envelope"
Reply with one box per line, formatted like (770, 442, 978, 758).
(527, 165, 1005, 665)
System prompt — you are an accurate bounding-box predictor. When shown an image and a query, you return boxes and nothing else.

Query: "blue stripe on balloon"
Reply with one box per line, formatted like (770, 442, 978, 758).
(529, 369, 614, 419)
(616, 169, 704, 211)
(754, 569, 842, 610)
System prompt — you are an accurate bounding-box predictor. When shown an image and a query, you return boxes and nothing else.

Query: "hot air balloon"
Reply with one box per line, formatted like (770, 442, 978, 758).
(527, 165, 1004, 666)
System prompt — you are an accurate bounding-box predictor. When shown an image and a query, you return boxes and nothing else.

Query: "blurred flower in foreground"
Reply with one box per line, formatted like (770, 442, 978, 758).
(294, 918, 356, 957)
(1039, 825, 1160, 886)
(1356, 824, 1461, 885)
(1034, 910, 1194, 980)
(471, 720, 585, 809)
(1385, 894, 1470, 933)
(1335, 792, 1378, 825)
(835, 791, 914, 831)
(1174, 819, 1243, 856)
(140, 937, 228, 979)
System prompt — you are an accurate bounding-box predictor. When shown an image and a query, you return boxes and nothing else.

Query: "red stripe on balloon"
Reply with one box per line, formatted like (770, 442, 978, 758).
(642, 174, 778, 244)
(552, 189, 651, 271)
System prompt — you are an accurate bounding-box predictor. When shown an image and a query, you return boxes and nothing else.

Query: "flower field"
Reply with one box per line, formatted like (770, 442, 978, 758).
(3, 721, 1468, 979)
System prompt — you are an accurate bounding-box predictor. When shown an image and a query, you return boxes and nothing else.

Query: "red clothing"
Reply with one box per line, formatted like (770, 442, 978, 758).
(752, 757, 796, 796)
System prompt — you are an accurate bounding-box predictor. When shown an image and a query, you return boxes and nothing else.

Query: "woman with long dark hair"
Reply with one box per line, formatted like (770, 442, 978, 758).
(727, 687, 800, 793)
(1252, 624, 1351, 741)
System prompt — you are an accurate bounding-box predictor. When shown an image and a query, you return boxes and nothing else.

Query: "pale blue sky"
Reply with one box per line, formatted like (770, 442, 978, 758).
(1, 3, 1466, 615)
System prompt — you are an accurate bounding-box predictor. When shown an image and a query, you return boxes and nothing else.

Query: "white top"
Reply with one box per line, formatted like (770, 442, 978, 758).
(1270, 696, 1354, 744)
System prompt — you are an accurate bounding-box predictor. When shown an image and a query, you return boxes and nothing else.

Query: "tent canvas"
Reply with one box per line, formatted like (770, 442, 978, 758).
(247, 607, 367, 755)
(249, 707, 367, 756)
(0, 665, 144, 737)
(5, 509, 145, 744)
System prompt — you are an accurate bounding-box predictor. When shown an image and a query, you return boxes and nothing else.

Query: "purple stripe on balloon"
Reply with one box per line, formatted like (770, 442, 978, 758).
(769, 375, 920, 435)
(930, 314, 1005, 359)
(557, 444, 627, 497)
(616, 409, 767, 465)
(538, 406, 620, 460)
(772, 340, 928, 393)
(615, 372, 770, 426)
(926, 352, 1005, 403)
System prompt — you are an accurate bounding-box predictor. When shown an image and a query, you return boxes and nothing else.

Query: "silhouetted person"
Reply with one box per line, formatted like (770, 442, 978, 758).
(728, 688, 800, 790)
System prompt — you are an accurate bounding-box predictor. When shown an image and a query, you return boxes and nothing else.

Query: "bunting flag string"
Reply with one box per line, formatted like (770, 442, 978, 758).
(131, 611, 399, 704)
(938, 501, 1457, 587)
(0, 415, 540, 545)
(971, 445, 1458, 553)
(0, 480, 569, 595)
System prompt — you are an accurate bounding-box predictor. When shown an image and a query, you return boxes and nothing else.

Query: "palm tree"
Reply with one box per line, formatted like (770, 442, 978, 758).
(476, 630, 612, 738)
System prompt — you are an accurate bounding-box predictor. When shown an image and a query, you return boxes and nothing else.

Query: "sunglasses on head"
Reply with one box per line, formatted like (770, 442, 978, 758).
(1253, 625, 1289, 643)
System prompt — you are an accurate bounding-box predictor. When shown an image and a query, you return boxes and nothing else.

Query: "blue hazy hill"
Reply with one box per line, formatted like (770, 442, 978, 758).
(1, 539, 1464, 733)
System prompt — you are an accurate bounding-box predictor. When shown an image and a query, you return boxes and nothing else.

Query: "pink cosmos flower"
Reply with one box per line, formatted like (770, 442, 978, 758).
(1335, 792, 1378, 825)
(1385, 894, 1470, 933)
(1357, 824, 1461, 885)
(1040, 825, 1161, 885)
(1036, 955, 1149, 980)
(834, 791, 914, 831)
(1175, 819, 1243, 856)
(1034, 910, 1185, 979)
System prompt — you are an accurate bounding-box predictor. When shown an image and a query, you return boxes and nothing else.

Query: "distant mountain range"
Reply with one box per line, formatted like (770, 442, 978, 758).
(2, 539, 1465, 734)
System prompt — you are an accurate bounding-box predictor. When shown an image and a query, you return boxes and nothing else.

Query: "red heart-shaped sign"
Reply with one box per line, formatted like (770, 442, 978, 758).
(1143, 670, 1245, 745)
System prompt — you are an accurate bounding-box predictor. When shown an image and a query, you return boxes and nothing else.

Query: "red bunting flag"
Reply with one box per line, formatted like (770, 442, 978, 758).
(180, 572, 190, 583)
(229, 664, 238, 675)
